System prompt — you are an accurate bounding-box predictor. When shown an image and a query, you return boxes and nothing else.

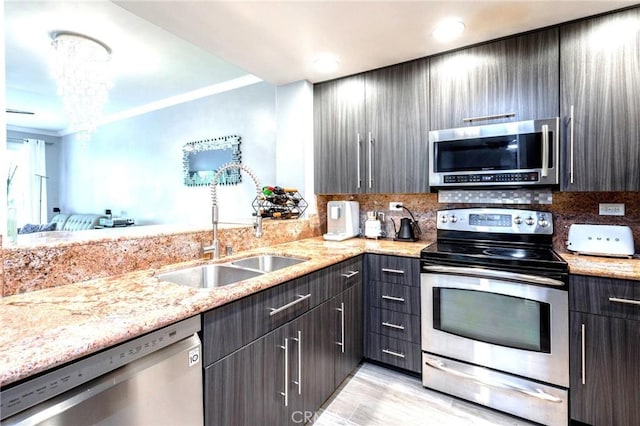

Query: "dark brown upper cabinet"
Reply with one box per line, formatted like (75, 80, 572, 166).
(560, 6, 640, 191)
(314, 59, 429, 194)
(429, 28, 560, 131)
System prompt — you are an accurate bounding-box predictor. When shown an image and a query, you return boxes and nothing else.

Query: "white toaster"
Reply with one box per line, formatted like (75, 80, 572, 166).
(567, 224, 635, 257)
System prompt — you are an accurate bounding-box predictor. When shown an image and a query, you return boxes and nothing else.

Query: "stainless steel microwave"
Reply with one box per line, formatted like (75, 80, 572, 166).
(429, 117, 560, 188)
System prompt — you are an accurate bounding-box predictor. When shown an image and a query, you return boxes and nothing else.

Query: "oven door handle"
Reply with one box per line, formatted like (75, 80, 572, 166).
(424, 357, 563, 403)
(422, 265, 565, 287)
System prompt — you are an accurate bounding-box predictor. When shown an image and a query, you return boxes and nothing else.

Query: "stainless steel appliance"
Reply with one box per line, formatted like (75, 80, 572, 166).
(429, 117, 560, 188)
(420, 208, 569, 426)
(1, 316, 203, 426)
(324, 201, 360, 241)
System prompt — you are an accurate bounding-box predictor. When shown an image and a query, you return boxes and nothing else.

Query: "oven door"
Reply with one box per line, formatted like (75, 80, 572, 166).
(420, 270, 568, 387)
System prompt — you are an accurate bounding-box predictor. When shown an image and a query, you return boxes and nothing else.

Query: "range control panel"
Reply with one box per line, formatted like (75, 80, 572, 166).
(443, 172, 540, 184)
(437, 208, 553, 235)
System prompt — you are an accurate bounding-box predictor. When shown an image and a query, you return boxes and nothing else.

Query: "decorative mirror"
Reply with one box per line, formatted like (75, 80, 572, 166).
(182, 135, 242, 186)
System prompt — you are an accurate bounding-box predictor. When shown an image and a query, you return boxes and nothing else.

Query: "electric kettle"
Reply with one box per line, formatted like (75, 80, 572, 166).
(391, 217, 420, 242)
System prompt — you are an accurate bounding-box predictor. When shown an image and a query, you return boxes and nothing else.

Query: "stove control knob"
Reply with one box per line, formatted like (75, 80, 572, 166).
(513, 216, 523, 225)
(539, 215, 549, 227)
(450, 215, 458, 223)
(526, 216, 535, 226)
(440, 215, 448, 223)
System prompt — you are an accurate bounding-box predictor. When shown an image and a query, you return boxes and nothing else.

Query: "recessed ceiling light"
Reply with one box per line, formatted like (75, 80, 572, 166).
(433, 19, 465, 42)
(313, 54, 339, 73)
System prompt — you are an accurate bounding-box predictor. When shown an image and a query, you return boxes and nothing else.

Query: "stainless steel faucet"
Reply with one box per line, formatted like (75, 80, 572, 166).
(203, 163, 263, 259)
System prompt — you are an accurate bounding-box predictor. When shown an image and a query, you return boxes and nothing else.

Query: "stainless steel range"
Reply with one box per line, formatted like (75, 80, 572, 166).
(420, 208, 569, 426)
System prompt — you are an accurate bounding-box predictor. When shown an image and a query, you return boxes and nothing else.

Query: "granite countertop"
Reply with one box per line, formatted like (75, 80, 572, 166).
(559, 250, 640, 281)
(1, 236, 637, 388)
(0, 236, 426, 387)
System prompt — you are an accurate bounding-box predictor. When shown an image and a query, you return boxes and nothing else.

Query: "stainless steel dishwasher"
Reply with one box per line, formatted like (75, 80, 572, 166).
(1, 316, 203, 426)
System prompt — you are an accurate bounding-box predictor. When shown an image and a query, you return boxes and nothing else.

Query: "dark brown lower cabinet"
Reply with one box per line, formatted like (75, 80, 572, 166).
(204, 258, 364, 426)
(334, 282, 364, 388)
(569, 275, 640, 426)
(569, 312, 640, 426)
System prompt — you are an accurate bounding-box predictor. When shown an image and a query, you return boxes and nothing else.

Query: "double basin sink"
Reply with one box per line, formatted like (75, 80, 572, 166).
(156, 255, 307, 289)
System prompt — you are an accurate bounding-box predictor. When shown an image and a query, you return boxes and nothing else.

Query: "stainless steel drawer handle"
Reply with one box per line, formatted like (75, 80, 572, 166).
(381, 295, 405, 302)
(381, 268, 405, 275)
(382, 349, 405, 359)
(462, 112, 515, 123)
(424, 357, 563, 403)
(269, 294, 311, 316)
(291, 330, 302, 395)
(341, 270, 360, 279)
(609, 297, 640, 306)
(336, 303, 345, 353)
(382, 321, 405, 330)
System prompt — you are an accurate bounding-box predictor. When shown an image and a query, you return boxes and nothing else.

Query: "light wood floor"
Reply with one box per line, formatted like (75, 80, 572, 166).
(314, 362, 538, 426)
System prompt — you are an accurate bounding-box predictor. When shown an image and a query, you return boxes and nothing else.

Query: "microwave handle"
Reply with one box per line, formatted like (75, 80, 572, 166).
(541, 124, 549, 178)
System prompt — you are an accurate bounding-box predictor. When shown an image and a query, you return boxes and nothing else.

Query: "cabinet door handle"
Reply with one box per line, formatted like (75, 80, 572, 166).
(368, 132, 373, 189)
(569, 104, 575, 184)
(341, 270, 360, 279)
(609, 297, 640, 306)
(356, 133, 362, 189)
(336, 302, 345, 353)
(462, 112, 515, 123)
(382, 349, 405, 358)
(541, 124, 549, 178)
(581, 323, 586, 385)
(381, 268, 405, 275)
(382, 321, 405, 330)
(291, 330, 302, 395)
(269, 294, 311, 316)
(280, 338, 289, 407)
(382, 295, 405, 303)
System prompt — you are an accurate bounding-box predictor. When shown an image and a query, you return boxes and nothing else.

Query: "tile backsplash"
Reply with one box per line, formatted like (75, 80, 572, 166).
(317, 192, 640, 253)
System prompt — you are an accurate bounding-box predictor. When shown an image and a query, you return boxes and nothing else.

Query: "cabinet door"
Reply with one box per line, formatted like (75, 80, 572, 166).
(334, 281, 364, 388)
(204, 336, 268, 426)
(430, 28, 559, 130)
(365, 59, 429, 193)
(560, 7, 640, 191)
(313, 75, 366, 193)
(570, 312, 640, 425)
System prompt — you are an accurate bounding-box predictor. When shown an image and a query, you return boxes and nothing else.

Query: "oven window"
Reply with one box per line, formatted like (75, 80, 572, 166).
(433, 288, 551, 353)
(434, 132, 554, 172)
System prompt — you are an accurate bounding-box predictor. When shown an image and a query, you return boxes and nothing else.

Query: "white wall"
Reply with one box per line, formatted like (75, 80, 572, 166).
(57, 80, 315, 226)
(275, 81, 316, 216)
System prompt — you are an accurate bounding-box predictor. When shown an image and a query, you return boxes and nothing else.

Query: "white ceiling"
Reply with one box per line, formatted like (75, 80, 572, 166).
(5, 0, 637, 135)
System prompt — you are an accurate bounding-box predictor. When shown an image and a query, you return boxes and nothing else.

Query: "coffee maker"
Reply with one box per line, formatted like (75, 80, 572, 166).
(323, 201, 360, 241)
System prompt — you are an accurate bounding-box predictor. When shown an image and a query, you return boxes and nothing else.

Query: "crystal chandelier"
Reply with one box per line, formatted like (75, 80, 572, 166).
(51, 32, 112, 140)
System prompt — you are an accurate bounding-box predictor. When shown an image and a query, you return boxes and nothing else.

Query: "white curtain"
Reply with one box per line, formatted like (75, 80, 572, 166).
(24, 139, 48, 224)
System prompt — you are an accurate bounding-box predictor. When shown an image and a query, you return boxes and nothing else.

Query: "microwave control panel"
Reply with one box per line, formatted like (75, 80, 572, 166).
(443, 172, 539, 184)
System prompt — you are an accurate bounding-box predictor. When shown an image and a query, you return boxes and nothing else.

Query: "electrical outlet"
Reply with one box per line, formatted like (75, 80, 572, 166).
(389, 202, 403, 211)
(599, 203, 625, 216)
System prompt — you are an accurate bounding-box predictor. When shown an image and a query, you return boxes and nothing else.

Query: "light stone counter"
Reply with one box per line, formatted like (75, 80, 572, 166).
(3, 235, 636, 388)
(0, 237, 427, 387)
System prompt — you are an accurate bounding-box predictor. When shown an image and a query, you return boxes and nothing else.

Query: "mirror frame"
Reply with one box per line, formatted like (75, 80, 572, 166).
(182, 135, 242, 186)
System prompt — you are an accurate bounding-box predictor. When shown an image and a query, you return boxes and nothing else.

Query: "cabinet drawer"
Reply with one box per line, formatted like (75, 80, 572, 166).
(369, 281, 420, 314)
(203, 276, 309, 366)
(309, 256, 362, 308)
(368, 307, 420, 343)
(366, 333, 421, 373)
(570, 275, 640, 321)
(366, 255, 420, 286)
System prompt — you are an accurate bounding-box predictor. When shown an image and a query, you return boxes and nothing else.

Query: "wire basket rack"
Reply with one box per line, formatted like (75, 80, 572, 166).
(252, 186, 307, 220)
